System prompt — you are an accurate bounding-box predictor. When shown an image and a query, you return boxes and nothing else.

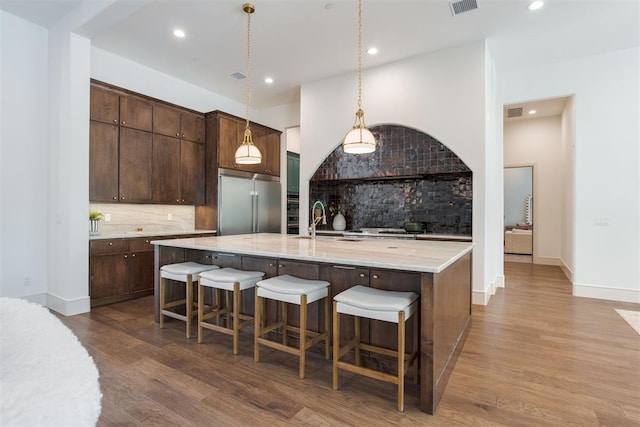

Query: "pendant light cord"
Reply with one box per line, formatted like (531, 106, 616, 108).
(245, 7, 252, 131)
(357, 0, 363, 112)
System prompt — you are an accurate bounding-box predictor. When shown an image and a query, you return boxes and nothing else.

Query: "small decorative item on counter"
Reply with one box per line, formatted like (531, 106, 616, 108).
(329, 204, 346, 231)
(89, 211, 102, 235)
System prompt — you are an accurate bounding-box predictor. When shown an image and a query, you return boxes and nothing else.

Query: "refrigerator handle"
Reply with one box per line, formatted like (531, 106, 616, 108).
(251, 190, 259, 233)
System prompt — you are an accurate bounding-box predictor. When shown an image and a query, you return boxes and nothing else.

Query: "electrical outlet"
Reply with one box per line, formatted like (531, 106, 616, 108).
(167, 213, 173, 221)
(594, 217, 610, 226)
(104, 213, 111, 222)
(24, 276, 30, 286)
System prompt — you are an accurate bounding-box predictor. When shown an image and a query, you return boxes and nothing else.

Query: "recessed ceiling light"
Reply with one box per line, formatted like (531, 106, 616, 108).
(528, 109, 537, 115)
(527, 1, 544, 11)
(367, 47, 378, 55)
(264, 77, 274, 84)
(173, 29, 185, 38)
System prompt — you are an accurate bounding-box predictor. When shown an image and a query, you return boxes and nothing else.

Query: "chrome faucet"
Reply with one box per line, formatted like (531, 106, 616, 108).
(308, 200, 327, 240)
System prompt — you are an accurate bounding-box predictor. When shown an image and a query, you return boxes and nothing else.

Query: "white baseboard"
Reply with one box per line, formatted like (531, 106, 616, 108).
(46, 293, 91, 316)
(495, 275, 505, 288)
(573, 282, 640, 304)
(533, 256, 562, 266)
(560, 259, 574, 282)
(472, 290, 490, 305)
(19, 293, 48, 306)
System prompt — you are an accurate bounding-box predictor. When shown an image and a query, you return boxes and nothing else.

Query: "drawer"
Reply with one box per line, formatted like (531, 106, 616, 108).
(129, 237, 155, 252)
(90, 239, 129, 256)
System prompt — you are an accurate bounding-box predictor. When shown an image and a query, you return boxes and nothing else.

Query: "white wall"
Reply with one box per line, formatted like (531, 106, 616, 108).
(0, 12, 49, 304)
(500, 47, 640, 303)
(505, 116, 563, 265)
(300, 41, 497, 304)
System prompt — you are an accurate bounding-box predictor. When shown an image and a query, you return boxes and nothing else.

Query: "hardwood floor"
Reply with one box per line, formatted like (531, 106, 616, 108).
(59, 262, 640, 426)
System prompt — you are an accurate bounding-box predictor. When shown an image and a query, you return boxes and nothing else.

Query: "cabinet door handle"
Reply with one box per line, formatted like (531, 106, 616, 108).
(279, 264, 284, 268)
(176, 133, 180, 137)
(269, 263, 275, 267)
(176, 199, 180, 203)
(372, 274, 379, 279)
(112, 196, 117, 200)
(121, 196, 125, 200)
(132, 254, 136, 258)
(182, 134, 185, 138)
(113, 119, 117, 124)
(124, 254, 128, 259)
(145, 240, 150, 244)
(359, 273, 367, 278)
(121, 121, 126, 125)
(109, 242, 113, 246)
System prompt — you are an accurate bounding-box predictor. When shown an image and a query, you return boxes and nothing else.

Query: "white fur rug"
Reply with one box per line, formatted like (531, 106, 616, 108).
(615, 309, 640, 336)
(0, 297, 102, 426)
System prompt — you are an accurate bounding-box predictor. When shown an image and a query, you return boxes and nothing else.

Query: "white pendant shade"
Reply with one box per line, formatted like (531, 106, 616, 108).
(342, 126, 376, 154)
(235, 142, 262, 164)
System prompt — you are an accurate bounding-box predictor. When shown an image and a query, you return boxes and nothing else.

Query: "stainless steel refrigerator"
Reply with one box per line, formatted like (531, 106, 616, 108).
(217, 169, 281, 235)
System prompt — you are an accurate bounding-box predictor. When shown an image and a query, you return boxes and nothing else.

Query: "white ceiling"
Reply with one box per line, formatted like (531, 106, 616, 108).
(1, 0, 638, 109)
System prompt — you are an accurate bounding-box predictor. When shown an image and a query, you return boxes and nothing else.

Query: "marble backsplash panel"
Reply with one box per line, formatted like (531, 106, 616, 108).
(89, 203, 195, 234)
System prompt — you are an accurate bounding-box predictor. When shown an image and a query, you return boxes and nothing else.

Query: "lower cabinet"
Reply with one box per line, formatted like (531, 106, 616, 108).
(89, 236, 161, 307)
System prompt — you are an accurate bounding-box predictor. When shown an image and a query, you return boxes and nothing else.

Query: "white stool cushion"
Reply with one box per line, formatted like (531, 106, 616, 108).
(160, 262, 219, 282)
(256, 275, 330, 305)
(335, 285, 419, 323)
(199, 268, 265, 291)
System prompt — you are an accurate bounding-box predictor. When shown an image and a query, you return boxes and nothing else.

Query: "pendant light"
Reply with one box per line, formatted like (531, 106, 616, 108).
(342, 0, 376, 155)
(235, 3, 262, 165)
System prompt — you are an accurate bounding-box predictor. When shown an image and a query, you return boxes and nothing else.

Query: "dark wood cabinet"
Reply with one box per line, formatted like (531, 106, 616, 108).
(180, 140, 204, 205)
(90, 236, 162, 306)
(89, 121, 119, 202)
(153, 106, 205, 144)
(119, 127, 153, 203)
(90, 86, 119, 125)
(90, 80, 205, 205)
(206, 111, 281, 176)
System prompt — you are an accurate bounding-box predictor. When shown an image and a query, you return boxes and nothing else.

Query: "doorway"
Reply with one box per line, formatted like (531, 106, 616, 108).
(504, 166, 533, 263)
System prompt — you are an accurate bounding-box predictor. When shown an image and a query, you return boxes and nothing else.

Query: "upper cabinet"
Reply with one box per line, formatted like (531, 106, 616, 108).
(206, 110, 281, 176)
(89, 81, 204, 205)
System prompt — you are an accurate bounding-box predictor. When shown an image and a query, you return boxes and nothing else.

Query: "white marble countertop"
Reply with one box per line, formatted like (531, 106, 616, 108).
(152, 233, 473, 274)
(89, 229, 216, 241)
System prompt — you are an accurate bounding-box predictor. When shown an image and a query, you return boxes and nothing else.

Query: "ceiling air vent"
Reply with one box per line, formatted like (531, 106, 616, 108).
(449, 0, 478, 15)
(507, 107, 523, 118)
(229, 72, 246, 80)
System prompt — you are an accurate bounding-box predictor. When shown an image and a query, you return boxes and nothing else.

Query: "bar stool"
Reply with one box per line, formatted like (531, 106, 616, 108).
(159, 262, 219, 338)
(254, 275, 331, 379)
(197, 267, 265, 355)
(332, 285, 419, 411)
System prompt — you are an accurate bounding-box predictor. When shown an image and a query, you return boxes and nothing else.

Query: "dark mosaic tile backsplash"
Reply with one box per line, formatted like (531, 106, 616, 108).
(312, 124, 471, 181)
(310, 124, 472, 235)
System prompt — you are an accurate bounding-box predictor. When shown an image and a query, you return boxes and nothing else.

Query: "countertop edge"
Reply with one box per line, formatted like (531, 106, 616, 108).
(89, 230, 216, 241)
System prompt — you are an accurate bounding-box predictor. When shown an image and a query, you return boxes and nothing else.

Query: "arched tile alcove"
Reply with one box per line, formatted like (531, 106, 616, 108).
(309, 124, 472, 234)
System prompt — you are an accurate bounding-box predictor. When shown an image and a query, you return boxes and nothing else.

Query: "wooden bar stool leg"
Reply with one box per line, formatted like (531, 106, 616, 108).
(159, 277, 166, 329)
(332, 302, 339, 390)
(186, 275, 193, 339)
(233, 282, 240, 355)
(354, 315, 361, 366)
(254, 292, 262, 362)
(197, 283, 204, 343)
(299, 294, 308, 379)
(281, 301, 288, 346)
(398, 310, 406, 412)
(325, 290, 331, 359)
(214, 289, 221, 325)
(413, 311, 419, 384)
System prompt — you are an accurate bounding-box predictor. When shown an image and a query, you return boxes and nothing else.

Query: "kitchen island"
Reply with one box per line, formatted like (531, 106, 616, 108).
(152, 233, 473, 414)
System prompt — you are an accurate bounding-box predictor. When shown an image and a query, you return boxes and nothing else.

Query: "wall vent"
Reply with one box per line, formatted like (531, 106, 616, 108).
(229, 72, 246, 80)
(449, 0, 478, 15)
(507, 107, 523, 118)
